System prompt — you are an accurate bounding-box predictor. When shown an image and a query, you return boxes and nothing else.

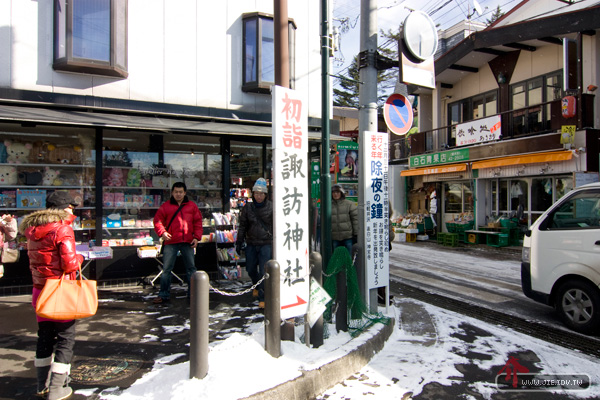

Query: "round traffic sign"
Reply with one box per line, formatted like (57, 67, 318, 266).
(384, 94, 414, 136)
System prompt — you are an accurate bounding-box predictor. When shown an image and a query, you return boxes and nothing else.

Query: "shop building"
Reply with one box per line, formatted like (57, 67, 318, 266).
(0, 0, 338, 292)
(391, 1, 600, 238)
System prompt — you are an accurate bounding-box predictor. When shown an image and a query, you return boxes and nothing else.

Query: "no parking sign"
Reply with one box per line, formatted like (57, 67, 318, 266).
(384, 94, 413, 136)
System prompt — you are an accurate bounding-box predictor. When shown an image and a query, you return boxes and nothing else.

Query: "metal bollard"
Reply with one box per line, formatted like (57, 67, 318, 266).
(309, 252, 323, 348)
(336, 268, 348, 332)
(265, 260, 281, 358)
(189, 271, 209, 379)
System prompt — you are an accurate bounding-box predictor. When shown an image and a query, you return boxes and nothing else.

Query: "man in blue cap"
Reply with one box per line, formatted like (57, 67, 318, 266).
(236, 178, 273, 309)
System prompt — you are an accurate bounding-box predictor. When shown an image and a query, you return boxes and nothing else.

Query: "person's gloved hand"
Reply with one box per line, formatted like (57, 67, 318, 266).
(235, 241, 242, 254)
(352, 236, 357, 244)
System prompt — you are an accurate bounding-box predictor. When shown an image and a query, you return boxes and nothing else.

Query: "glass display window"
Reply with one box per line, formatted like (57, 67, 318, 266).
(0, 124, 97, 247)
(101, 131, 223, 246)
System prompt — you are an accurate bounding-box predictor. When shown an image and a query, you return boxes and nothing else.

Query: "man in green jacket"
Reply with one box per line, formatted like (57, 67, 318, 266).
(331, 184, 358, 257)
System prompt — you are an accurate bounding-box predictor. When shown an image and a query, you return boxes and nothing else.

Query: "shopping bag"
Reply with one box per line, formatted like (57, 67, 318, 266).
(1, 244, 19, 263)
(35, 266, 98, 320)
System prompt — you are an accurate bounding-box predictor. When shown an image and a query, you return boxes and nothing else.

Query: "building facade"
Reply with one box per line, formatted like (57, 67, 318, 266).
(0, 0, 333, 291)
(392, 0, 600, 237)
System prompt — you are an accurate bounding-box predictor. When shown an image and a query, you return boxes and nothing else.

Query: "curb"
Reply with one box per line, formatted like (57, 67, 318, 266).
(242, 318, 396, 400)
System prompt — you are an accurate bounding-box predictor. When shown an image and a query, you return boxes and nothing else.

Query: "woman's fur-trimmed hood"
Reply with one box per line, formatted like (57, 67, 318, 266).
(19, 209, 72, 234)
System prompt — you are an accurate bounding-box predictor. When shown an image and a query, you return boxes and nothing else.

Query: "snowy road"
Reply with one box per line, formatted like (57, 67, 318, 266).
(388, 241, 571, 331)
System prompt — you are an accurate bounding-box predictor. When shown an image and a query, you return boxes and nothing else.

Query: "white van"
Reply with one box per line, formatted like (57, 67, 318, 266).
(522, 182, 600, 334)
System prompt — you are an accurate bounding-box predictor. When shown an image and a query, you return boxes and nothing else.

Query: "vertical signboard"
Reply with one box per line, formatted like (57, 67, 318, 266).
(272, 86, 310, 320)
(363, 131, 389, 290)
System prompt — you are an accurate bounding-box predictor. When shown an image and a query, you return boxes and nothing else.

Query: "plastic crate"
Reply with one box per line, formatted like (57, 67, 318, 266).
(487, 233, 509, 247)
(509, 228, 520, 246)
(443, 233, 459, 247)
(457, 231, 466, 242)
(437, 232, 446, 245)
(466, 232, 479, 244)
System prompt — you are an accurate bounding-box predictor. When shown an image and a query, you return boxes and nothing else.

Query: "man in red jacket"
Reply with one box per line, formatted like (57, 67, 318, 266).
(21, 191, 84, 400)
(153, 182, 203, 304)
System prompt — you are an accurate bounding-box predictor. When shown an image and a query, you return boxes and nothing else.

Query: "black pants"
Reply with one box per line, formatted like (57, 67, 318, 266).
(36, 320, 76, 364)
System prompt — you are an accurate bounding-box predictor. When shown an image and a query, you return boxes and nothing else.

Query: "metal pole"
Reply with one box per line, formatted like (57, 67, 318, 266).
(320, 0, 332, 275)
(336, 268, 348, 332)
(265, 260, 281, 357)
(274, 0, 295, 342)
(358, 0, 379, 312)
(274, 0, 289, 88)
(189, 271, 209, 379)
(309, 252, 323, 348)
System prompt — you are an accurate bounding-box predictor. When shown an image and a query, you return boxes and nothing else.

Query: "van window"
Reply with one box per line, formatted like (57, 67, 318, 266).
(542, 189, 600, 230)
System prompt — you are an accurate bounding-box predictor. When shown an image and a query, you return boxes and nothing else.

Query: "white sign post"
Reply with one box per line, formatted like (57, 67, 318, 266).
(272, 85, 310, 320)
(363, 131, 390, 291)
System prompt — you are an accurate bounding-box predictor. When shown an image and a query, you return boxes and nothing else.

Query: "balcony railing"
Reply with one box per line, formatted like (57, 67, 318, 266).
(389, 94, 595, 162)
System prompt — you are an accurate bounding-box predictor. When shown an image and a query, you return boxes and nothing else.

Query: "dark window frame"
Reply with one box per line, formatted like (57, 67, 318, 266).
(53, 0, 128, 78)
(242, 12, 296, 94)
(509, 70, 562, 136)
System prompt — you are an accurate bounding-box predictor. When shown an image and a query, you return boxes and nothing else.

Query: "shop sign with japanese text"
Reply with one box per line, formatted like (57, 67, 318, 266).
(363, 131, 389, 290)
(272, 86, 310, 320)
(456, 114, 501, 146)
(410, 148, 470, 168)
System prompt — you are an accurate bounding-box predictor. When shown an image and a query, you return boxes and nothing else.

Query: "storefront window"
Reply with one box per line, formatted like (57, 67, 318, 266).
(101, 131, 222, 246)
(443, 182, 464, 213)
(531, 178, 553, 212)
(555, 177, 572, 201)
(0, 125, 96, 247)
(230, 141, 265, 210)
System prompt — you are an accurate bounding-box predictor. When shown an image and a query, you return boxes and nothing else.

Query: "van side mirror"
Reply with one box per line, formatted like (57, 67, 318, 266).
(525, 229, 531, 237)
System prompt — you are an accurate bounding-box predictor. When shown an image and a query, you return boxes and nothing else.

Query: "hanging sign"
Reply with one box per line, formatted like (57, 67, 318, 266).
(272, 85, 310, 320)
(363, 131, 390, 290)
(456, 115, 501, 146)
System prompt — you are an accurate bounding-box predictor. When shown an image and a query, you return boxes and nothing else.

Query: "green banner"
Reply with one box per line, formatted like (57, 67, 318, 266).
(409, 148, 470, 168)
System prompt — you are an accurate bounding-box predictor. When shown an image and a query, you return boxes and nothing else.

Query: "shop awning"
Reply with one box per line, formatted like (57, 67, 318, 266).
(400, 163, 467, 176)
(471, 150, 573, 169)
(0, 103, 344, 141)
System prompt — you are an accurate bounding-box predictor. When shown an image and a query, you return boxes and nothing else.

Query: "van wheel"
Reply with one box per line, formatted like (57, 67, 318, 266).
(555, 280, 600, 334)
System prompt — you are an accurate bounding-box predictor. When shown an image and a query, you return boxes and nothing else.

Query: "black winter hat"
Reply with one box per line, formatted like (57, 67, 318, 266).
(46, 191, 79, 209)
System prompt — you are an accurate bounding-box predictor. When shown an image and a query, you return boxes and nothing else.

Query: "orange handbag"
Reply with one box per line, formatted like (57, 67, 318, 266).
(35, 266, 98, 320)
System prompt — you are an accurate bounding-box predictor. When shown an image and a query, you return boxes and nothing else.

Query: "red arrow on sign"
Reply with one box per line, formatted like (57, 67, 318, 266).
(281, 296, 307, 310)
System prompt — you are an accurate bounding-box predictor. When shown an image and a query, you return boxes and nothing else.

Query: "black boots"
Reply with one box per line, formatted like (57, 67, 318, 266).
(34, 357, 51, 398)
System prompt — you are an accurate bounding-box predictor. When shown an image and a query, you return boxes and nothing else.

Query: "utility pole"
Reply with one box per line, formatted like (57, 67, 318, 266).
(320, 0, 332, 275)
(274, 0, 295, 342)
(358, 0, 379, 311)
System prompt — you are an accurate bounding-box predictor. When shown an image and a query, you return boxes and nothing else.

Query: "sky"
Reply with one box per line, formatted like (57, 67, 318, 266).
(73, 240, 600, 400)
(331, 0, 522, 78)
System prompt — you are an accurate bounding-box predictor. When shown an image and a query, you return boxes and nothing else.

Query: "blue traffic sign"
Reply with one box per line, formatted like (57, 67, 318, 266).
(384, 94, 414, 136)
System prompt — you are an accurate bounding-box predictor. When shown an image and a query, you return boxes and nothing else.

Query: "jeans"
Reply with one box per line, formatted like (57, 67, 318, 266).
(159, 243, 196, 299)
(333, 238, 353, 258)
(36, 320, 76, 364)
(245, 244, 272, 302)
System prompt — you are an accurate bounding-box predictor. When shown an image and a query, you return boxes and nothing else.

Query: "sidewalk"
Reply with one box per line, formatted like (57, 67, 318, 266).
(0, 241, 561, 400)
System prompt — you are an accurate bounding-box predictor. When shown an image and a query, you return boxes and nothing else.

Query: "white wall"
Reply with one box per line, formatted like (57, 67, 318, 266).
(1, 0, 323, 119)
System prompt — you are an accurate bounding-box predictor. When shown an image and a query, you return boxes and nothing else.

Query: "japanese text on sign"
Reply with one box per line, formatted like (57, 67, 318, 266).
(456, 115, 501, 147)
(363, 132, 390, 290)
(272, 86, 310, 320)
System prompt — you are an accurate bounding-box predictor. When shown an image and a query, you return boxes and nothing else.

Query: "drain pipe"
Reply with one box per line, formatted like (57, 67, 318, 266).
(189, 271, 209, 379)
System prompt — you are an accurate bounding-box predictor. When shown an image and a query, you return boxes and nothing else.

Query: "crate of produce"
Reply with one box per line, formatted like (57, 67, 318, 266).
(445, 222, 456, 233)
(487, 233, 509, 247)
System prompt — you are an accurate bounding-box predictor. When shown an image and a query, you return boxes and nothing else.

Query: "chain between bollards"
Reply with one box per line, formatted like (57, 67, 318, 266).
(189, 270, 209, 379)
